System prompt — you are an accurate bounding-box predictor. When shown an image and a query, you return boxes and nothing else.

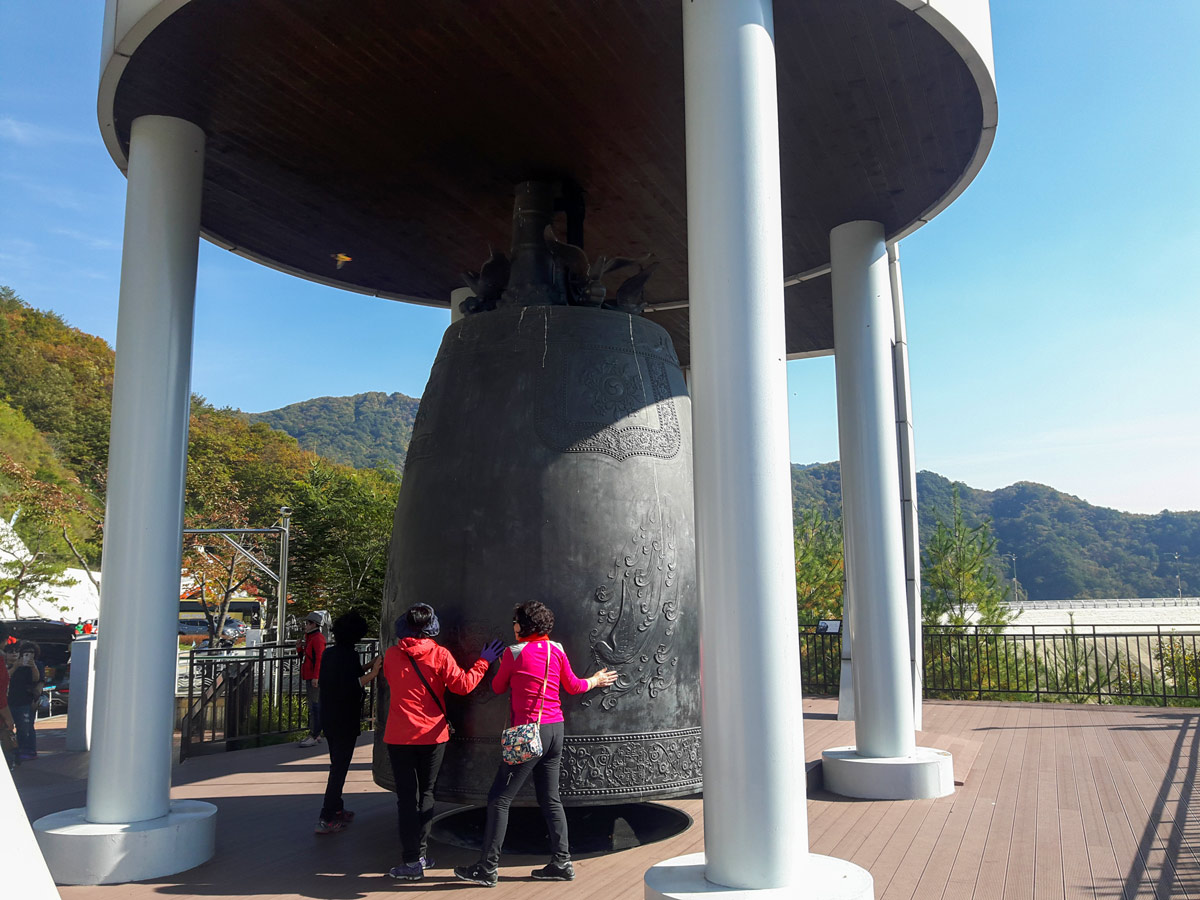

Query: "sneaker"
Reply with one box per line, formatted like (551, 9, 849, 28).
(332, 809, 355, 823)
(531, 862, 576, 881)
(419, 856, 436, 870)
(298, 736, 319, 748)
(454, 863, 498, 887)
(388, 862, 423, 882)
(314, 817, 347, 835)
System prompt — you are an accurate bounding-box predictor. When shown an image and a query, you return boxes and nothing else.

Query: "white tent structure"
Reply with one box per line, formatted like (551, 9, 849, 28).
(0, 518, 100, 623)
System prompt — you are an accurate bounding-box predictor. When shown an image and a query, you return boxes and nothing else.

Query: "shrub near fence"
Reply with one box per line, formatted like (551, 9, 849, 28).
(798, 625, 1200, 708)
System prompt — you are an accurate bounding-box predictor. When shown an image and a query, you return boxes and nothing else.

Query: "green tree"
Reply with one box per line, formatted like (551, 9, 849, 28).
(0, 285, 115, 490)
(286, 460, 400, 627)
(795, 506, 844, 625)
(921, 485, 1016, 627)
(0, 459, 78, 617)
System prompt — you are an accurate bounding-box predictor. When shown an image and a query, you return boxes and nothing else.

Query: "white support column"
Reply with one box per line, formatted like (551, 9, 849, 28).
(888, 243, 923, 732)
(645, 3, 871, 897)
(450, 286, 471, 325)
(821, 221, 951, 801)
(836, 567, 855, 721)
(2, 761, 59, 899)
(64, 638, 96, 752)
(34, 115, 217, 885)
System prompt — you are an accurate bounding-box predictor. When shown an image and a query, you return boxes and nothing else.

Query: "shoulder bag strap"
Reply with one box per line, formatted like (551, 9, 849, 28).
(405, 651, 450, 722)
(534, 641, 551, 724)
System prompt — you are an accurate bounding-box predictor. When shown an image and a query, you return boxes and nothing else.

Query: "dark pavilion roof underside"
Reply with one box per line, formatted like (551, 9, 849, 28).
(110, 0, 985, 365)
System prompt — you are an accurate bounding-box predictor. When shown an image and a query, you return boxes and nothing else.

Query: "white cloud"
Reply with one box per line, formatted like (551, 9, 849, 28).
(0, 173, 91, 211)
(50, 227, 119, 251)
(0, 116, 92, 146)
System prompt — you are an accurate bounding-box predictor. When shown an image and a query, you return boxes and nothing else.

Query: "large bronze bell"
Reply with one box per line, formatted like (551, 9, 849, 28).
(372, 183, 701, 805)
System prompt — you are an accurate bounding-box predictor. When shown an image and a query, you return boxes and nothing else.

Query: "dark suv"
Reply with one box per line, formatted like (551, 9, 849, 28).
(2, 618, 76, 715)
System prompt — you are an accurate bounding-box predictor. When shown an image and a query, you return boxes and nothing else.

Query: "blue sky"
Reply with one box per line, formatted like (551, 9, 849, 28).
(1, 2, 1198, 515)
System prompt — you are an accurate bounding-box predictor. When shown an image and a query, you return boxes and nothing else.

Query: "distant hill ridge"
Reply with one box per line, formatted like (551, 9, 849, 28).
(792, 462, 1198, 603)
(254, 391, 1198, 603)
(246, 391, 419, 471)
(2, 288, 1194, 606)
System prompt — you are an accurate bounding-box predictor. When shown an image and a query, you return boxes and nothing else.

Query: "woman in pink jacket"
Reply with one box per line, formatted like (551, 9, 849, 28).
(455, 601, 617, 887)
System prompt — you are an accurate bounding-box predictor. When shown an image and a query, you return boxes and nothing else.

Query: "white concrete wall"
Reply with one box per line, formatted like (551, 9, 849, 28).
(963, 599, 1200, 634)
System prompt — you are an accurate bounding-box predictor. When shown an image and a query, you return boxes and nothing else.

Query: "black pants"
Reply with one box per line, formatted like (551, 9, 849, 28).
(479, 722, 569, 872)
(305, 680, 322, 738)
(388, 742, 447, 865)
(321, 732, 358, 820)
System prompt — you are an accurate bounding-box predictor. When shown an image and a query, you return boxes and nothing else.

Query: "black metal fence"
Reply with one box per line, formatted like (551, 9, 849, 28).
(179, 626, 1200, 759)
(800, 624, 1200, 708)
(179, 640, 378, 761)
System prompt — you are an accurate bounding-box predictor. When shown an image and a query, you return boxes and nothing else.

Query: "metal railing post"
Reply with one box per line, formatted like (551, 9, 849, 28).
(275, 509, 291, 709)
(1158, 626, 1168, 707)
(182, 645, 195, 761)
(1034, 625, 1042, 703)
(975, 626, 983, 700)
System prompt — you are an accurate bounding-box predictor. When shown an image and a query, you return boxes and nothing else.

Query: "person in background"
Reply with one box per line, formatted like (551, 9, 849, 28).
(7, 640, 44, 761)
(314, 611, 381, 835)
(383, 603, 505, 882)
(297, 611, 326, 748)
(454, 601, 618, 888)
(0, 624, 16, 769)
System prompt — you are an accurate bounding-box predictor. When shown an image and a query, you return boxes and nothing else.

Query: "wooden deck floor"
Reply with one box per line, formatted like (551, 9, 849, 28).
(15, 699, 1200, 899)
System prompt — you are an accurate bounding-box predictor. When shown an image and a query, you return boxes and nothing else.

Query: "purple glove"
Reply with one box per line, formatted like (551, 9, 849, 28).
(481, 639, 506, 663)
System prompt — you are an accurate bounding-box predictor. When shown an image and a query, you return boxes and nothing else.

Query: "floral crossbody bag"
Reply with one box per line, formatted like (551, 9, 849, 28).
(499, 641, 549, 765)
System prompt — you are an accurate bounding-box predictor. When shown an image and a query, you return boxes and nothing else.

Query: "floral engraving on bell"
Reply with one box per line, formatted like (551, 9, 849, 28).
(560, 729, 702, 796)
(585, 510, 680, 710)
(582, 358, 643, 420)
(537, 348, 681, 461)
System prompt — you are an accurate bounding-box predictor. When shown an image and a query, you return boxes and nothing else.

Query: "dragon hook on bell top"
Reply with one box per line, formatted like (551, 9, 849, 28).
(459, 180, 659, 317)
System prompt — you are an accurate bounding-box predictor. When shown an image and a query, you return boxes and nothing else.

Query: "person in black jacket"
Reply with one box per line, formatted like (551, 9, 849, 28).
(6, 640, 44, 761)
(315, 612, 381, 834)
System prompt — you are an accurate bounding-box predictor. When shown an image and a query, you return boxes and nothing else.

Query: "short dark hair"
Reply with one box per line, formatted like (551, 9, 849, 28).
(331, 611, 368, 645)
(406, 604, 434, 633)
(16, 640, 40, 657)
(513, 601, 554, 638)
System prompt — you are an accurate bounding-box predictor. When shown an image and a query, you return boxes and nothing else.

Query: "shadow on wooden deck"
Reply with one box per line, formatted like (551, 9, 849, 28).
(14, 699, 1200, 899)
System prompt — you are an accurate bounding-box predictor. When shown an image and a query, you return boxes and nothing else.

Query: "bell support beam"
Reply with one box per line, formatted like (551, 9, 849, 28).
(889, 242, 924, 732)
(33, 114, 218, 885)
(821, 220, 951, 801)
(645, 2, 870, 896)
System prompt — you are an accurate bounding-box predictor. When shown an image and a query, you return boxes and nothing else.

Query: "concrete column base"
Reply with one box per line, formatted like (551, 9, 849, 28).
(645, 852, 873, 899)
(822, 746, 954, 800)
(33, 800, 217, 885)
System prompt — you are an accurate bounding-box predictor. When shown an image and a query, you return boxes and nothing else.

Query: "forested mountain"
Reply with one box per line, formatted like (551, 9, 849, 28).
(4, 284, 1196, 610)
(246, 392, 419, 471)
(793, 462, 1199, 602)
(0, 286, 397, 624)
(252, 389, 1200, 602)
(0, 287, 114, 496)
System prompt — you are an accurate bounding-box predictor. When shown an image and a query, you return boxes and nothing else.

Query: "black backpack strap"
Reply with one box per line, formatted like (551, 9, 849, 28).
(405, 651, 454, 733)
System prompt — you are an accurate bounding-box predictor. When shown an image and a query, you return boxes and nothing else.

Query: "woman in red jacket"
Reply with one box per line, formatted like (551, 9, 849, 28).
(297, 611, 327, 748)
(454, 601, 617, 888)
(384, 603, 504, 882)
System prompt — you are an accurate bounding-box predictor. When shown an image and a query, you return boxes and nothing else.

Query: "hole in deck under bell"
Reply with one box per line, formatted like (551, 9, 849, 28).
(431, 802, 693, 858)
